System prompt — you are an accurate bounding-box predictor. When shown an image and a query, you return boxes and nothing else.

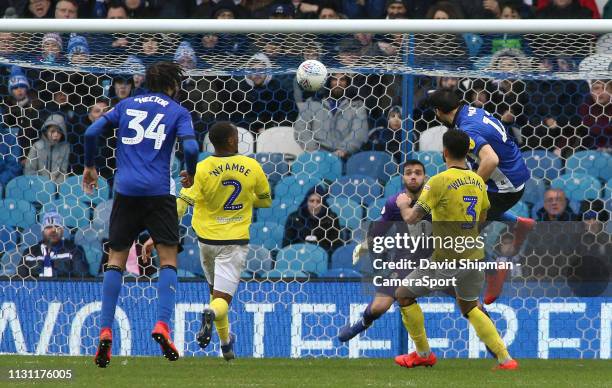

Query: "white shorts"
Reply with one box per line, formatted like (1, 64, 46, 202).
(198, 243, 248, 296)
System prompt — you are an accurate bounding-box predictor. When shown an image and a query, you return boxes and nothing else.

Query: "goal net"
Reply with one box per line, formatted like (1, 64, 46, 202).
(0, 20, 610, 359)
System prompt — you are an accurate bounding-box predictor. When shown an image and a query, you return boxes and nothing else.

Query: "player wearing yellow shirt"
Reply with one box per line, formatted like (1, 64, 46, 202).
(393, 129, 518, 371)
(146, 121, 271, 361)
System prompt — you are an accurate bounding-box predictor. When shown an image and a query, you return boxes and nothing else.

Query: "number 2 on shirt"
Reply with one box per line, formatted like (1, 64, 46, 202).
(222, 179, 243, 211)
(462, 196, 478, 229)
(122, 109, 167, 149)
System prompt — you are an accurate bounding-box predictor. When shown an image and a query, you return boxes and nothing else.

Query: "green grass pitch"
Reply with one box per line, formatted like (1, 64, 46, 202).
(1, 356, 611, 387)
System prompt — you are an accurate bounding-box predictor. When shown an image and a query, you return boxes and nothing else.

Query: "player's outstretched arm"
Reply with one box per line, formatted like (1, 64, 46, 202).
(476, 144, 499, 182)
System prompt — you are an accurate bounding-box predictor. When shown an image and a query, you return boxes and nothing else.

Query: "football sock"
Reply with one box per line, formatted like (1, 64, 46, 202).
(400, 304, 431, 357)
(467, 307, 512, 363)
(157, 266, 177, 324)
(210, 298, 230, 345)
(100, 266, 123, 329)
(362, 303, 381, 326)
(500, 211, 518, 223)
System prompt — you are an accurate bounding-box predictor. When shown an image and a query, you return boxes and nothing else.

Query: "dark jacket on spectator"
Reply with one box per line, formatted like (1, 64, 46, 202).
(283, 186, 343, 255)
(536, 0, 594, 18)
(1, 92, 43, 161)
(536, 206, 579, 221)
(18, 239, 89, 278)
(578, 95, 612, 150)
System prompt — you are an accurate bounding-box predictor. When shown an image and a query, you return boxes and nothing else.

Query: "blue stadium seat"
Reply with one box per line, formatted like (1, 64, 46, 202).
(330, 243, 357, 270)
(74, 227, 102, 247)
(42, 198, 91, 229)
(522, 178, 547, 205)
(250, 222, 284, 251)
(252, 153, 289, 185)
(83, 245, 103, 277)
(321, 268, 362, 278)
(181, 227, 199, 246)
(565, 150, 612, 181)
(0, 226, 18, 254)
(413, 151, 445, 175)
(328, 197, 362, 232)
(550, 173, 602, 202)
(246, 245, 273, 276)
(1, 248, 22, 276)
(265, 269, 309, 279)
(256, 198, 299, 224)
(274, 176, 321, 201)
(366, 198, 387, 221)
(509, 201, 529, 218)
(171, 155, 182, 178)
(275, 243, 328, 276)
(384, 175, 402, 198)
(0, 127, 21, 162)
(5, 176, 56, 205)
(291, 151, 343, 181)
(178, 244, 204, 277)
(328, 175, 383, 206)
(0, 199, 37, 228)
(521, 150, 562, 180)
(59, 175, 110, 206)
(198, 151, 212, 161)
(19, 225, 42, 248)
(346, 151, 397, 183)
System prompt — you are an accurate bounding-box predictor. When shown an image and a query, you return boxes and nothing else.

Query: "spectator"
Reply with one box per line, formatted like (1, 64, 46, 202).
(18, 211, 90, 279)
(362, 105, 402, 162)
(580, 207, 610, 257)
(122, 55, 146, 93)
(1, 65, 43, 163)
(425, 1, 464, 19)
(453, 0, 501, 18)
(282, 185, 343, 255)
(54, 0, 78, 18)
(493, 232, 522, 278)
(105, 3, 131, 54)
(578, 79, 612, 150)
(536, 0, 600, 18)
(536, 0, 594, 18)
(536, 188, 579, 221)
(67, 34, 90, 65)
(23, 0, 53, 18)
(70, 99, 109, 174)
(337, 33, 393, 64)
(385, 0, 408, 18)
(39, 32, 63, 64)
(24, 113, 70, 183)
(174, 41, 198, 71)
(318, 3, 340, 19)
(499, 0, 521, 18)
(124, 0, 158, 18)
(209, 0, 250, 18)
(0, 32, 16, 59)
(109, 75, 134, 105)
(294, 73, 369, 158)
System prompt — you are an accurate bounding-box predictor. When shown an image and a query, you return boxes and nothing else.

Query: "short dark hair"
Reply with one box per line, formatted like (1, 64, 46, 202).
(145, 61, 185, 95)
(428, 88, 461, 114)
(209, 121, 237, 148)
(442, 129, 470, 159)
(57, 0, 78, 9)
(402, 159, 425, 174)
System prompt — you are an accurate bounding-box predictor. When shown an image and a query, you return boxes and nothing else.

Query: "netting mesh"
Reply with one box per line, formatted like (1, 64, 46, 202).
(0, 30, 611, 358)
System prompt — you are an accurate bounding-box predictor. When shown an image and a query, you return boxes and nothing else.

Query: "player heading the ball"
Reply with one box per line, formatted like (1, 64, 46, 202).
(83, 61, 200, 368)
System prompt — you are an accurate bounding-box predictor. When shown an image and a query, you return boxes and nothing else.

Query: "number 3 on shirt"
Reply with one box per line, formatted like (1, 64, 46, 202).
(223, 180, 243, 211)
(123, 109, 167, 149)
(462, 196, 478, 229)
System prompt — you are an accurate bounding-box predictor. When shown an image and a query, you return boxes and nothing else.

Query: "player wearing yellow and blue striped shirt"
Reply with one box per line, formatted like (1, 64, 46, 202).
(175, 121, 271, 360)
(393, 129, 518, 371)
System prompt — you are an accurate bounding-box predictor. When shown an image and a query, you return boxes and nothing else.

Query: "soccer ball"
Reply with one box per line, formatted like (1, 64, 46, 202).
(296, 60, 328, 92)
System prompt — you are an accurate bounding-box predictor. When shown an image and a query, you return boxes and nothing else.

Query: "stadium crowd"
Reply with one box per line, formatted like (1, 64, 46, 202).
(0, 0, 610, 281)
